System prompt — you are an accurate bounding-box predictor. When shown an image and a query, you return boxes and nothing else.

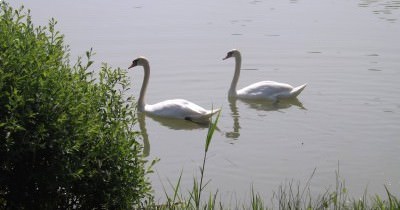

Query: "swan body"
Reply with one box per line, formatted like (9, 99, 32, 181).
(144, 99, 219, 122)
(223, 49, 307, 101)
(236, 81, 307, 100)
(129, 57, 220, 124)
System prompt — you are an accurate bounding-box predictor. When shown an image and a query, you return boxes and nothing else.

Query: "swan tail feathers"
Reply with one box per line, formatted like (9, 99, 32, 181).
(186, 109, 221, 124)
(290, 83, 307, 97)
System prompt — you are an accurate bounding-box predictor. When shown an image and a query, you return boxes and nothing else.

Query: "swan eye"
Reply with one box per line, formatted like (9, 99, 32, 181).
(227, 52, 233, 57)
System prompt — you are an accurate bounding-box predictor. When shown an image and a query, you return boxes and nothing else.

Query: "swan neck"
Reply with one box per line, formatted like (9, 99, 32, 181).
(229, 54, 241, 97)
(138, 62, 150, 112)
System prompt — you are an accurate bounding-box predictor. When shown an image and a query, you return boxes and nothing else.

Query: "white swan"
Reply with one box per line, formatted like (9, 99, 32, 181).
(223, 49, 307, 102)
(128, 57, 220, 124)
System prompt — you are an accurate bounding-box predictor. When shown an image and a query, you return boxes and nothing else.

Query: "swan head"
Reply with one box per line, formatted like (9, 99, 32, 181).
(128, 56, 148, 69)
(223, 49, 240, 60)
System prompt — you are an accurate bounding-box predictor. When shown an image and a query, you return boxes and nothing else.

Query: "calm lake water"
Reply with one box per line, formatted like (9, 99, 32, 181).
(12, 0, 400, 203)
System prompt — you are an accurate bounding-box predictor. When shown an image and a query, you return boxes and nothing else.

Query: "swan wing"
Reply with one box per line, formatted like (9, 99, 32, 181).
(237, 81, 294, 100)
(145, 99, 219, 122)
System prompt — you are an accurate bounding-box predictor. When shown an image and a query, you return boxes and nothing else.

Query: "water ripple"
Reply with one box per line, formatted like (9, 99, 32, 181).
(359, 0, 400, 22)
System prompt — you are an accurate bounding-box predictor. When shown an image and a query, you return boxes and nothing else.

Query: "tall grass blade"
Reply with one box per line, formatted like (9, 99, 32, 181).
(172, 169, 184, 205)
(195, 108, 221, 210)
(205, 108, 221, 153)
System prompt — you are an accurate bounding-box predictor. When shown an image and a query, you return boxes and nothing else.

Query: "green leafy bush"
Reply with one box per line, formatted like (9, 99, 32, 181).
(0, 2, 152, 209)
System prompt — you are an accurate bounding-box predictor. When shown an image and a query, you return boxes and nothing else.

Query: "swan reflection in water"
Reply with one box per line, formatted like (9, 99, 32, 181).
(225, 98, 241, 140)
(225, 97, 306, 140)
(137, 113, 150, 157)
(137, 112, 210, 157)
(239, 97, 306, 112)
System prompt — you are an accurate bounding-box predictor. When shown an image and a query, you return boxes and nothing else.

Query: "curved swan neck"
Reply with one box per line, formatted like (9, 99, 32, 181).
(138, 60, 150, 112)
(229, 52, 241, 97)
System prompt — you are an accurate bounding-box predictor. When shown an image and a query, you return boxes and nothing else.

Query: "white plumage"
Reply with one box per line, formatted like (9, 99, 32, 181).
(223, 49, 307, 102)
(129, 57, 220, 124)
